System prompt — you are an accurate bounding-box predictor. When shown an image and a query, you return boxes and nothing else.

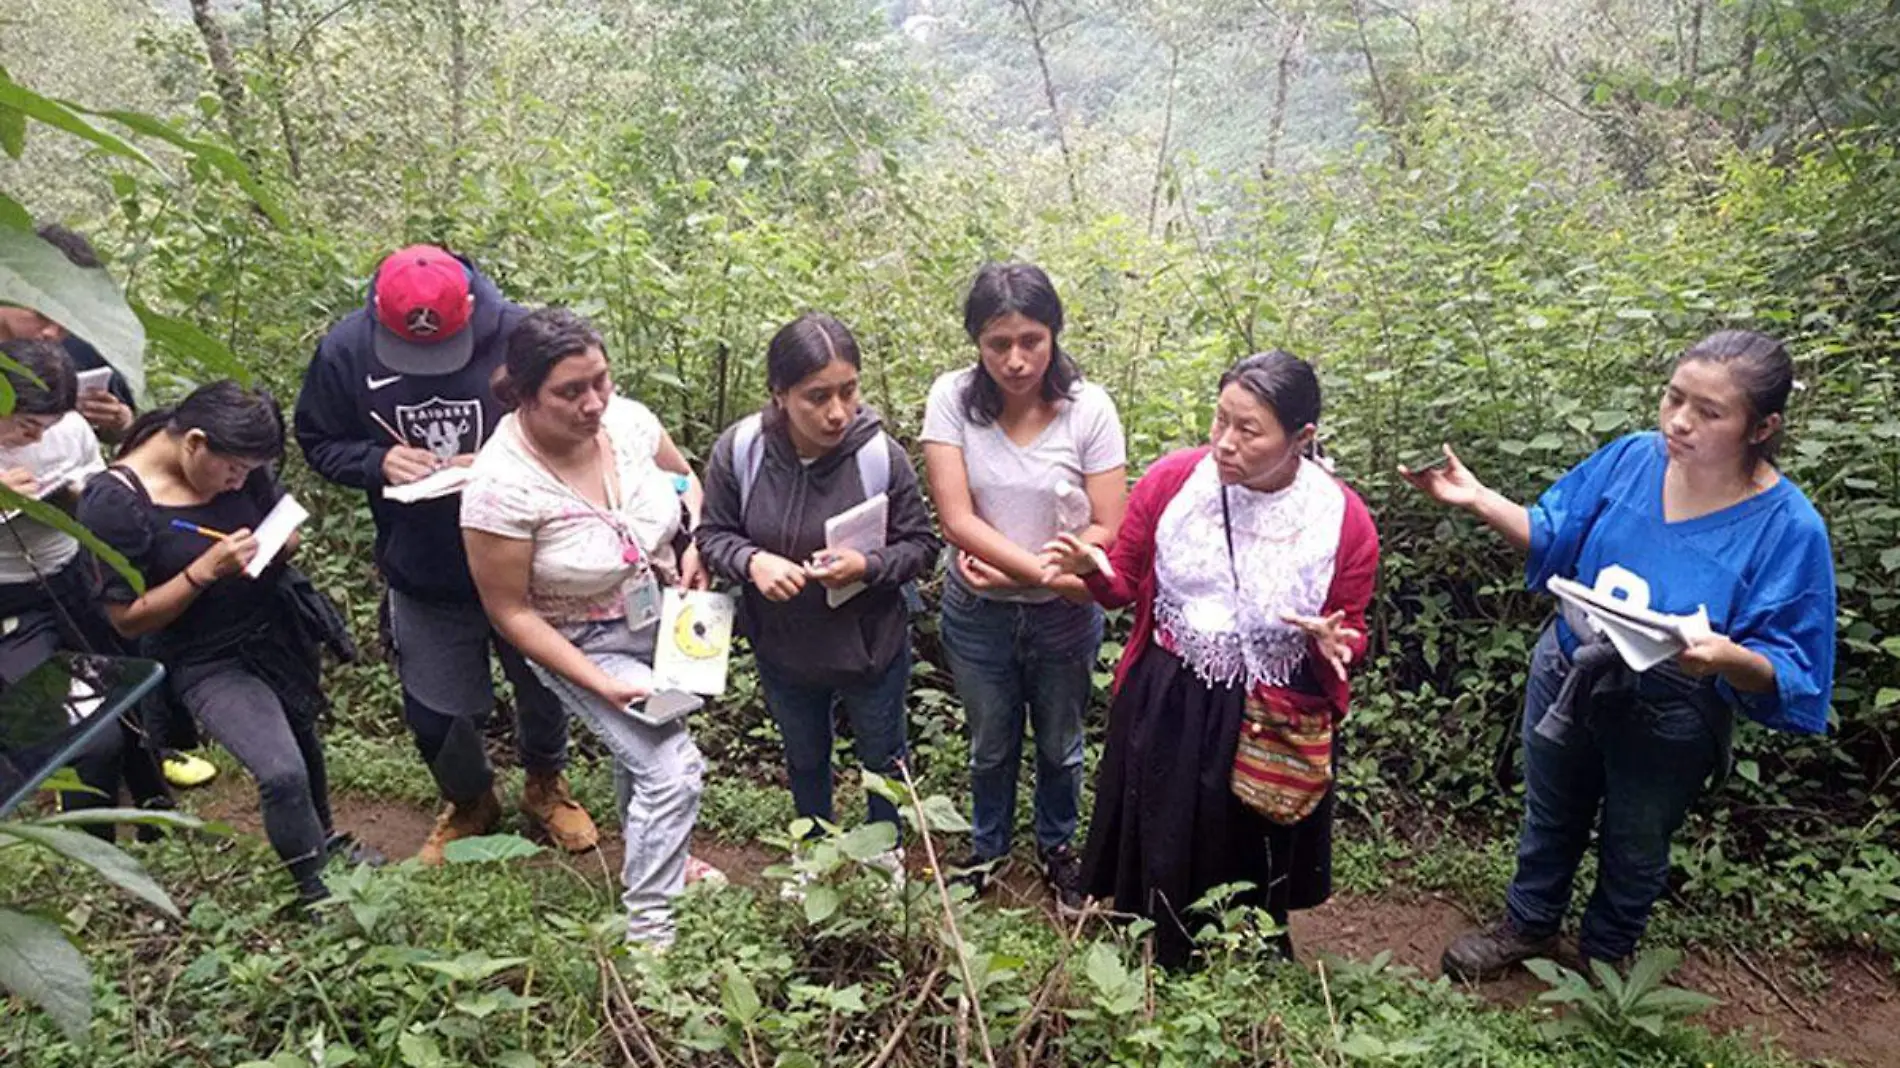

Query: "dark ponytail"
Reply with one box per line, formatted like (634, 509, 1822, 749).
(496, 306, 604, 413)
(118, 380, 284, 462)
(1219, 350, 1324, 458)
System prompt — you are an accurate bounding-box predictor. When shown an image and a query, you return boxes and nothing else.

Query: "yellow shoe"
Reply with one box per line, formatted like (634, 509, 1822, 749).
(162, 751, 218, 789)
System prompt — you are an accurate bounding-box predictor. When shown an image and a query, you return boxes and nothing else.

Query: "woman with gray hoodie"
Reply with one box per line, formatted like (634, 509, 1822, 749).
(696, 314, 940, 843)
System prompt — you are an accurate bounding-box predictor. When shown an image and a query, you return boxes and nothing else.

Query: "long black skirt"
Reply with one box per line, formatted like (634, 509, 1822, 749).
(1080, 642, 1335, 968)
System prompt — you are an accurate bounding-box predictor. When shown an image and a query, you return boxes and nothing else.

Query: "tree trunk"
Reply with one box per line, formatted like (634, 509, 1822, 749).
(445, 0, 468, 170)
(1262, 16, 1306, 184)
(1146, 42, 1180, 236)
(1348, 0, 1403, 167)
(260, 0, 302, 179)
(188, 0, 247, 147)
(1010, 0, 1082, 210)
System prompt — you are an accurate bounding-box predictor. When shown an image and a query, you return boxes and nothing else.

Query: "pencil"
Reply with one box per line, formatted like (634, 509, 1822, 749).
(169, 519, 229, 540)
(369, 411, 406, 446)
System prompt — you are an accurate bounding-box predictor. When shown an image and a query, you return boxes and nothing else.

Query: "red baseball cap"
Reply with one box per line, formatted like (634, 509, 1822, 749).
(371, 245, 475, 375)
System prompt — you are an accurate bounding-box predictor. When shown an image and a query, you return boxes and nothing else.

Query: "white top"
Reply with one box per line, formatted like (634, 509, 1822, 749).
(920, 367, 1125, 603)
(461, 396, 680, 625)
(1152, 455, 1345, 689)
(0, 413, 106, 584)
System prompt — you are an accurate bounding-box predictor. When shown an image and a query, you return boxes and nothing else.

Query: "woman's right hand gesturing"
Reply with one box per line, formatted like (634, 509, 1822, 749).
(749, 551, 808, 602)
(187, 529, 259, 586)
(1398, 445, 1483, 509)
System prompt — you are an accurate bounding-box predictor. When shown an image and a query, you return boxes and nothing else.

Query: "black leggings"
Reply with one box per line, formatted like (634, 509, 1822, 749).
(171, 659, 333, 894)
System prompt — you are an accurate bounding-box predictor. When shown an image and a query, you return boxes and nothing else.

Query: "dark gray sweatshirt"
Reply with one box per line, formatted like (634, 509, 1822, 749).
(695, 406, 939, 687)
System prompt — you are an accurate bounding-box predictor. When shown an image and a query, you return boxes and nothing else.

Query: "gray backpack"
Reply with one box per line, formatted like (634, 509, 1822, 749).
(732, 412, 891, 514)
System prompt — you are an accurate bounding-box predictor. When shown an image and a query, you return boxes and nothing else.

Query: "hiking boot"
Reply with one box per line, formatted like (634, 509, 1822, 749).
(1040, 843, 1085, 915)
(1442, 918, 1560, 981)
(520, 770, 599, 854)
(417, 788, 502, 867)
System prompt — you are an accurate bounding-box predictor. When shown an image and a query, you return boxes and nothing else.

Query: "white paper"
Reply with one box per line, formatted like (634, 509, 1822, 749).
(653, 589, 736, 696)
(244, 494, 309, 578)
(75, 367, 114, 394)
(1547, 575, 1708, 672)
(382, 465, 473, 503)
(822, 492, 887, 608)
(1, 466, 83, 521)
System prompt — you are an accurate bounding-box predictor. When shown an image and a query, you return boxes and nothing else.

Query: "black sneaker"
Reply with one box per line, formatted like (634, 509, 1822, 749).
(1040, 844, 1084, 915)
(325, 832, 387, 868)
(1441, 918, 1560, 981)
(947, 854, 1003, 898)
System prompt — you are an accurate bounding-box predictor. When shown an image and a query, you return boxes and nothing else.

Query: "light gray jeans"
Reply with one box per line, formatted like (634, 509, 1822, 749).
(528, 620, 704, 946)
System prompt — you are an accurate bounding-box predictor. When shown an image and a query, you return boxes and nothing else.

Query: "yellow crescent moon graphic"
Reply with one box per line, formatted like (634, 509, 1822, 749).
(672, 599, 725, 660)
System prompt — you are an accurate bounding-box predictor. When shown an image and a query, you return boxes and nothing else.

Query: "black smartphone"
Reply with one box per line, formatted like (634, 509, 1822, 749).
(1405, 452, 1449, 473)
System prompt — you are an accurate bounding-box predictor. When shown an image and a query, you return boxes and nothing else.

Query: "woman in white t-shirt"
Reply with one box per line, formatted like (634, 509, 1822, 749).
(461, 308, 717, 948)
(920, 263, 1127, 912)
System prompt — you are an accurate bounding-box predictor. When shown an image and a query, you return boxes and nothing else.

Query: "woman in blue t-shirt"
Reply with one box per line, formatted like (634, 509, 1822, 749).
(1402, 330, 1835, 978)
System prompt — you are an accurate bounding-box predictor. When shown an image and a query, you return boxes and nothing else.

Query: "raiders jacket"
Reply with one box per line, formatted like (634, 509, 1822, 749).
(294, 257, 526, 604)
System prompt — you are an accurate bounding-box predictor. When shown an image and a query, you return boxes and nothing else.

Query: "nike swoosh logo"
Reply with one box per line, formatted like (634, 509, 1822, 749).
(366, 374, 402, 391)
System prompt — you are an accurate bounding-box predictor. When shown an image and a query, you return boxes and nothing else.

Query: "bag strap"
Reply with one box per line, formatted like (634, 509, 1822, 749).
(856, 431, 891, 499)
(735, 412, 765, 516)
(737, 414, 891, 513)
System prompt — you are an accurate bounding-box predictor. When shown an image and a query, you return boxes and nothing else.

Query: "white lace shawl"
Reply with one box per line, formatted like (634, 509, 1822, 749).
(1152, 454, 1347, 689)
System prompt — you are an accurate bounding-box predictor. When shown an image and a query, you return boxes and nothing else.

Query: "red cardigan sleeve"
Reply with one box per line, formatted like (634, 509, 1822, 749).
(1082, 448, 1206, 609)
(1313, 483, 1380, 718)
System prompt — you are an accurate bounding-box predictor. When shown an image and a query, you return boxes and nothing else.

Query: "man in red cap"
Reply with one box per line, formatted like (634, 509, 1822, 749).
(294, 245, 599, 863)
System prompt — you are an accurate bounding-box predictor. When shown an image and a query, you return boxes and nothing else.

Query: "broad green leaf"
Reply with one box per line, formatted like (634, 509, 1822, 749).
(414, 951, 529, 984)
(0, 226, 146, 398)
(1623, 946, 1680, 1000)
(492, 1052, 540, 1068)
(1736, 759, 1760, 784)
(0, 106, 23, 158)
(131, 302, 252, 387)
(0, 907, 90, 1039)
(902, 793, 971, 834)
(802, 885, 840, 925)
(0, 72, 162, 174)
(0, 823, 177, 917)
(859, 769, 903, 805)
(0, 485, 146, 595)
(0, 191, 29, 232)
(68, 105, 286, 229)
(1635, 986, 1721, 1016)
(836, 820, 897, 861)
(39, 806, 218, 834)
(442, 833, 542, 863)
(397, 1032, 446, 1068)
(1082, 942, 1129, 996)
(1876, 689, 1900, 711)
(720, 962, 762, 1025)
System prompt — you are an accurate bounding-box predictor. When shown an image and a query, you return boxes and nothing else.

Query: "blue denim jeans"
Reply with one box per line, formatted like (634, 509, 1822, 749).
(755, 646, 911, 830)
(1506, 625, 1725, 960)
(938, 579, 1103, 861)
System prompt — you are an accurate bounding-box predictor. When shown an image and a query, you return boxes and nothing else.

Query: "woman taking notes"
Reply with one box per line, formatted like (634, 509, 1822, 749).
(1402, 330, 1835, 978)
(1044, 351, 1378, 967)
(81, 382, 366, 906)
(695, 313, 938, 843)
(921, 262, 1126, 911)
(461, 307, 714, 948)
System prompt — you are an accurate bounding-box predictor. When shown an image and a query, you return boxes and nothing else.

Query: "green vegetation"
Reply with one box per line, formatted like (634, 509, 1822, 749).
(3, 0, 1897, 1063)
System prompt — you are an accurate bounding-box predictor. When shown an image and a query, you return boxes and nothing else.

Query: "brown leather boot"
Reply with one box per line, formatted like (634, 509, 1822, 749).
(417, 788, 502, 867)
(520, 770, 598, 853)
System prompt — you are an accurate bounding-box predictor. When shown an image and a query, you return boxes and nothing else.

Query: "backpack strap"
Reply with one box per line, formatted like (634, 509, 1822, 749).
(855, 431, 891, 499)
(734, 412, 765, 516)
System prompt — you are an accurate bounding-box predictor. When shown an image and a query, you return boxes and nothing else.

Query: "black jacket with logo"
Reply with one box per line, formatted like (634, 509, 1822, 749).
(293, 258, 525, 604)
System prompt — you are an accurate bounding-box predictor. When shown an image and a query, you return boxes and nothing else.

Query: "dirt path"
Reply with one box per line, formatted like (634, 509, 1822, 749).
(187, 781, 1898, 1067)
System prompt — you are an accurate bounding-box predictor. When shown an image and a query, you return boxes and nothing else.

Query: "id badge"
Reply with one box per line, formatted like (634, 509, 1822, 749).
(623, 567, 662, 633)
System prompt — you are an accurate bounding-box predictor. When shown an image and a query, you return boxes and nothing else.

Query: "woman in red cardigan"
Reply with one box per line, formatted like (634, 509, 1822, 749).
(1044, 350, 1379, 967)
